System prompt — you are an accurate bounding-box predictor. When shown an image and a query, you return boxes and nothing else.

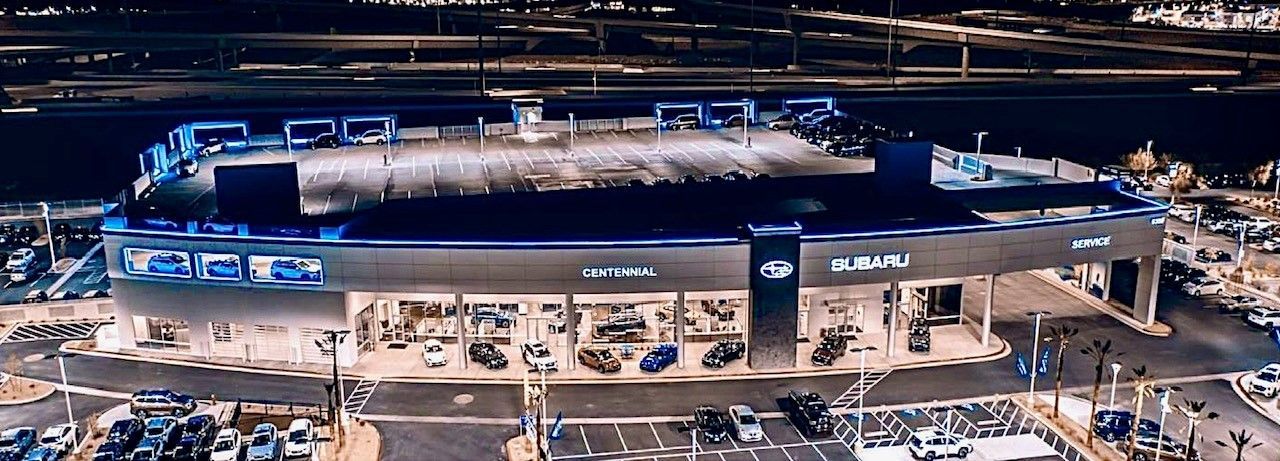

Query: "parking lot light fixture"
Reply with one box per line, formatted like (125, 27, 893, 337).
(285, 124, 293, 161)
(656, 109, 663, 154)
(974, 131, 989, 160)
(569, 113, 576, 152)
(1191, 205, 1202, 246)
(478, 117, 485, 159)
(383, 120, 392, 167)
(742, 105, 750, 148)
(56, 352, 76, 434)
(1108, 362, 1123, 409)
(39, 202, 56, 268)
(1026, 311, 1051, 403)
(850, 345, 878, 450)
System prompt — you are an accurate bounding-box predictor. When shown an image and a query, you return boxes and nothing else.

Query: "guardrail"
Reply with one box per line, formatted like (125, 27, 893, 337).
(0, 199, 104, 220)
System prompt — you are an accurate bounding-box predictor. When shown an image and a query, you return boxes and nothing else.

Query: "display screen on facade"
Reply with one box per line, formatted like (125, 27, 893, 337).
(248, 255, 324, 285)
(123, 248, 193, 279)
(195, 253, 243, 281)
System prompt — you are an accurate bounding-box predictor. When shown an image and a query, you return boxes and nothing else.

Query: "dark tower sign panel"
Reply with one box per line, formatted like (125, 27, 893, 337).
(747, 223, 802, 370)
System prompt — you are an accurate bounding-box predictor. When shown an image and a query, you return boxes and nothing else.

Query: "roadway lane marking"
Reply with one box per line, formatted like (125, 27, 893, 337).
(362, 159, 371, 179)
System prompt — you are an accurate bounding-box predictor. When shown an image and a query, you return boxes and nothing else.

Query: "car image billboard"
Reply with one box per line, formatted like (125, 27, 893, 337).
(123, 248, 193, 279)
(195, 253, 243, 281)
(249, 255, 323, 285)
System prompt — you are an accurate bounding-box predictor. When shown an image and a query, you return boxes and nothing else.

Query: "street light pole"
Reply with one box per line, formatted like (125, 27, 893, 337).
(39, 202, 56, 270)
(1108, 362, 1123, 409)
(285, 124, 294, 161)
(851, 345, 877, 451)
(320, 329, 350, 443)
(56, 353, 75, 429)
(1026, 311, 1050, 403)
(383, 120, 392, 167)
(569, 113, 576, 152)
(741, 105, 750, 148)
(656, 109, 663, 154)
(1191, 205, 1202, 246)
(1154, 387, 1177, 461)
(974, 131, 989, 162)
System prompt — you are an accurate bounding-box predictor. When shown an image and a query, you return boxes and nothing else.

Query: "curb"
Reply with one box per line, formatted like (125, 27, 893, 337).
(61, 337, 1011, 386)
(1230, 373, 1280, 427)
(0, 380, 56, 406)
(1027, 270, 1172, 337)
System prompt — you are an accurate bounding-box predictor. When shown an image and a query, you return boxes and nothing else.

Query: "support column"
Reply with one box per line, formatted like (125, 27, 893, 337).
(1133, 255, 1161, 327)
(455, 293, 467, 369)
(982, 274, 996, 347)
(790, 31, 800, 69)
(960, 44, 971, 79)
(886, 281, 900, 357)
(565, 293, 576, 370)
(675, 291, 686, 368)
(1101, 260, 1114, 301)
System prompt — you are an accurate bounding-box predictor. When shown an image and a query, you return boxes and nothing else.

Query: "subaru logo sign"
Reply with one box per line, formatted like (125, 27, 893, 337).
(759, 260, 794, 279)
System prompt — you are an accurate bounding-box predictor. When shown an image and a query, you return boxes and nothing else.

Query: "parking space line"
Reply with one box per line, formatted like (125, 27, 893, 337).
(689, 143, 717, 161)
(670, 145, 696, 162)
(544, 149, 559, 168)
(759, 433, 792, 461)
(607, 146, 627, 163)
(584, 147, 605, 165)
(521, 151, 536, 169)
(615, 424, 629, 452)
(337, 159, 348, 182)
(351, 194, 359, 213)
(626, 145, 652, 164)
(501, 151, 513, 170)
(581, 427, 593, 455)
(648, 423, 664, 449)
(411, 156, 418, 177)
(456, 153, 465, 174)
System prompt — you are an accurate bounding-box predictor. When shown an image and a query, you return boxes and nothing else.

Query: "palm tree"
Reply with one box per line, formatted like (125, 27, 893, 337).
(1126, 366, 1157, 461)
(1214, 429, 1263, 461)
(1176, 399, 1218, 458)
(1044, 324, 1079, 418)
(1079, 339, 1122, 446)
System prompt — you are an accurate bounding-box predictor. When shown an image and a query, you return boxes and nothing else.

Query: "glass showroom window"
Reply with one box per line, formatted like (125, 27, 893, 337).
(684, 292, 747, 342)
(466, 302, 519, 344)
(133, 316, 191, 352)
(576, 293, 673, 347)
(522, 302, 567, 348)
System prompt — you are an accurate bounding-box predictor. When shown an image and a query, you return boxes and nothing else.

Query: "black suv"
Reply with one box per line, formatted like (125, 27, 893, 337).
(810, 335, 848, 366)
(693, 406, 730, 443)
(308, 133, 342, 150)
(172, 415, 216, 461)
(106, 418, 144, 449)
(594, 314, 645, 338)
(468, 342, 509, 370)
(784, 390, 834, 437)
(701, 339, 745, 368)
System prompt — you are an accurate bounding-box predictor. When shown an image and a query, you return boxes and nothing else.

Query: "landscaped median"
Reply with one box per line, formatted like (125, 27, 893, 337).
(0, 373, 56, 406)
(1019, 394, 1127, 461)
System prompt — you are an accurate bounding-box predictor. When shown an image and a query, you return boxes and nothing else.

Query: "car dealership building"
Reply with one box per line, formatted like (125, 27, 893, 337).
(102, 140, 1167, 371)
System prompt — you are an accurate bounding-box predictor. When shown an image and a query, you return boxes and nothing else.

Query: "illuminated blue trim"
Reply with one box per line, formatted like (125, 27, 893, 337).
(105, 227, 741, 248)
(747, 222, 803, 235)
(802, 205, 1166, 241)
(781, 97, 835, 113)
(340, 115, 397, 142)
(122, 248, 194, 279)
(284, 118, 338, 144)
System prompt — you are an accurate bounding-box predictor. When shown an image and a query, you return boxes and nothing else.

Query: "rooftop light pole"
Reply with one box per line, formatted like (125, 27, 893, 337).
(1108, 362, 1123, 409)
(656, 108, 663, 154)
(39, 202, 56, 270)
(974, 131, 989, 162)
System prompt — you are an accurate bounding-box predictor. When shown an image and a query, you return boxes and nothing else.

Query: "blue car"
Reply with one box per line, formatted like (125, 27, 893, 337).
(268, 259, 320, 282)
(21, 447, 55, 461)
(146, 253, 190, 275)
(471, 307, 514, 328)
(1093, 410, 1160, 443)
(204, 258, 241, 279)
(0, 428, 36, 461)
(92, 441, 126, 461)
(639, 344, 678, 372)
(129, 437, 164, 461)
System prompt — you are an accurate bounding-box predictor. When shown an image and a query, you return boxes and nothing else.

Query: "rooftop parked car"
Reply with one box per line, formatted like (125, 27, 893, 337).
(0, 428, 37, 461)
(693, 406, 730, 443)
(130, 389, 197, 417)
(701, 339, 745, 369)
(246, 423, 280, 461)
(5, 249, 34, 271)
(468, 342, 508, 370)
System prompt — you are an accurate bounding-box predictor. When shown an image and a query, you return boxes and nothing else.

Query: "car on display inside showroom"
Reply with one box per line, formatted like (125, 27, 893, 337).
(130, 389, 197, 418)
(576, 346, 621, 373)
(784, 390, 835, 437)
(421, 339, 448, 367)
(655, 304, 696, 325)
(701, 339, 745, 369)
(468, 342, 508, 370)
(907, 427, 973, 460)
(810, 334, 848, 366)
(727, 405, 763, 442)
(693, 406, 730, 443)
(1248, 363, 1280, 398)
(471, 307, 515, 328)
(351, 129, 388, 146)
(521, 339, 558, 371)
(594, 314, 645, 338)
(1244, 307, 1280, 329)
(146, 253, 190, 276)
(1180, 277, 1224, 297)
(639, 344, 678, 372)
(307, 133, 341, 150)
(269, 259, 320, 282)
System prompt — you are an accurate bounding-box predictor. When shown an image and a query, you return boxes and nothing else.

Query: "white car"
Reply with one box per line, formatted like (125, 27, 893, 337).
(1244, 307, 1280, 329)
(199, 139, 227, 156)
(351, 129, 388, 146)
(1264, 238, 1280, 252)
(6, 248, 34, 271)
(1167, 204, 1196, 221)
(283, 418, 315, 458)
(7, 260, 35, 283)
(521, 339, 558, 371)
(727, 405, 763, 442)
(1243, 216, 1275, 230)
(1154, 174, 1171, 187)
(38, 423, 79, 455)
(210, 428, 242, 461)
(908, 427, 973, 460)
(1181, 277, 1225, 297)
(1248, 363, 1280, 398)
(767, 113, 797, 130)
(422, 339, 448, 367)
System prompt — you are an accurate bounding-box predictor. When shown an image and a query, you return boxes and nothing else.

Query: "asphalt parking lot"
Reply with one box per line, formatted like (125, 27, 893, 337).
(0, 217, 109, 305)
(143, 126, 872, 218)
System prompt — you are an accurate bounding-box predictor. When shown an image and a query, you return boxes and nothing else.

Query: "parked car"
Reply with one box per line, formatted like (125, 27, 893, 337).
(594, 314, 645, 337)
(1244, 307, 1280, 329)
(307, 133, 342, 150)
(84, 289, 110, 299)
(422, 339, 448, 367)
(92, 441, 127, 461)
(639, 344, 678, 372)
(130, 389, 197, 418)
(50, 290, 79, 301)
(1166, 203, 1195, 221)
(246, 423, 280, 461)
(5, 249, 34, 271)
(1092, 410, 1160, 443)
(21, 447, 56, 461)
(37, 424, 78, 456)
(701, 339, 745, 368)
(471, 307, 514, 328)
(269, 259, 321, 282)
(576, 346, 621, 373)
(173, 415, 215, 461)
(1164, 232, 1187, 244)
(0, 428, 37, 461)
(141, 417, 178, 446)
(767, 113, 797, 130)
(21, 291, 47, 304)
(467, 342, 508, 370)
(1180, 277, 1224, 297)
(283, 418, 316, 459)
(907, 427, 973, 460)
(177, 159, 199, 177)
(1216, 295, 1261, 313)
(146, 253, 190, 276)
(7, 261, 36, 284)
(811, 334, 848, 366)
(521, 339, 558, 371)
(351, 129, 389, 146)
(1248, 363, 1280, 398)
(1194, 248, 1232, 264)
(693, 406, 730, 443)
(1243, 216, 1275, 230)
(663, 114, 699, 131)
(129, 437, 165, 461)
(198, 138, 227, 156)
(209, 428, 242, 461)
(1263, 237, 1280, 252)
(785, 390, 834, 437)
(106, 418, 144, 448)
(1117, 434, 1199, 461)
(727, 405, 763, 442)
(799, 108, 834, 123)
